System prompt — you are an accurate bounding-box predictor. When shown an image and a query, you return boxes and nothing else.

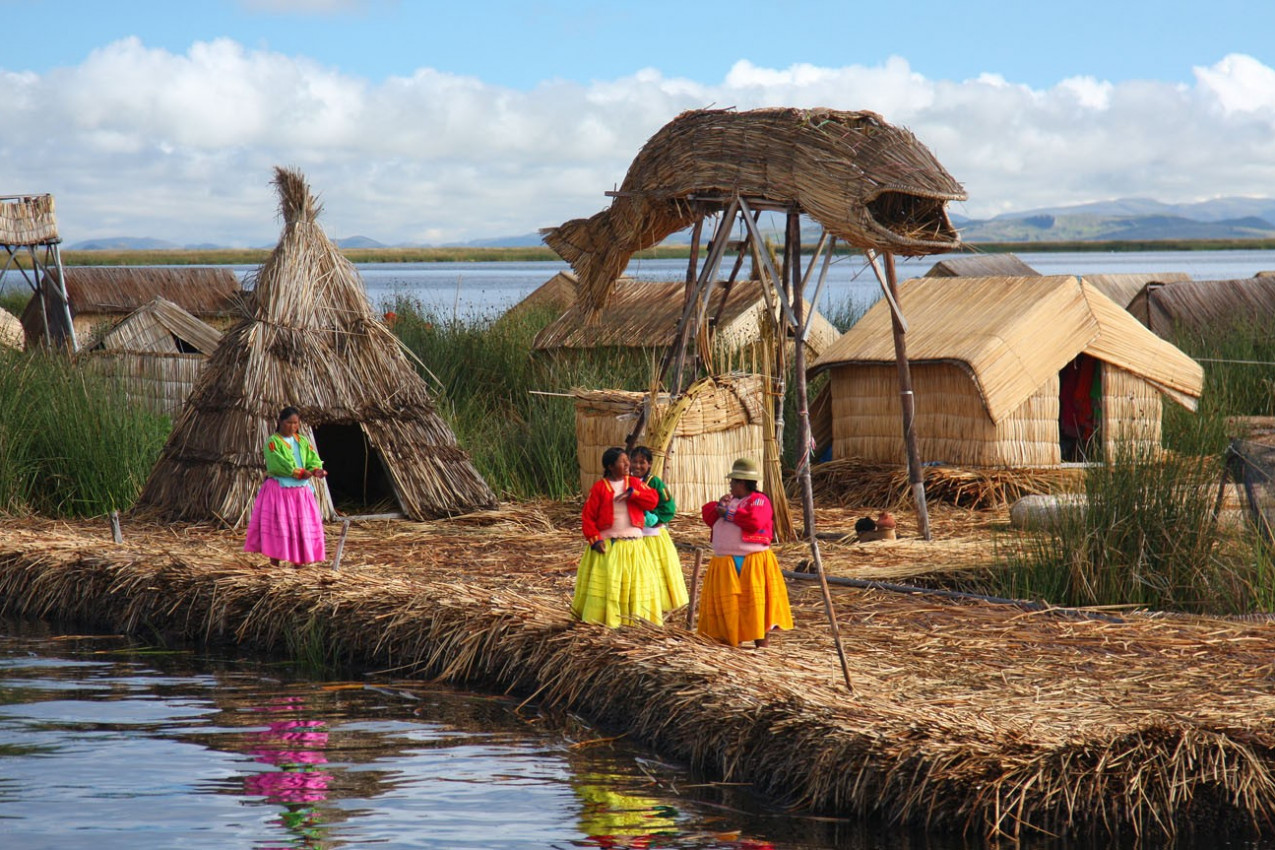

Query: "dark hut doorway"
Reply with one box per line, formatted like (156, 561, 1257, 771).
(313, 423, 396, 513)
(1059, 353, 1102, 462)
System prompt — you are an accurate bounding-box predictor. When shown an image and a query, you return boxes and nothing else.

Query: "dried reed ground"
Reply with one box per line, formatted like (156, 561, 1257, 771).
(3, 502, 1275, 841)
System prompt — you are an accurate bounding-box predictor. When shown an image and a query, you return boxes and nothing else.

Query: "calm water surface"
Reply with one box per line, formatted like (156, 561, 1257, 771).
(1, 620, 954, 850)
(5, 249, 1275, 320)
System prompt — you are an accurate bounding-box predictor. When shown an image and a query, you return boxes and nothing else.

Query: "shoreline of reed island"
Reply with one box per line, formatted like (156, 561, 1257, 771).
(5, 505, 1275, 843)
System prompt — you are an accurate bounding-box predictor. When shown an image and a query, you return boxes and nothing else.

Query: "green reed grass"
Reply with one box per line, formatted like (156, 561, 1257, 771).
(0, 350, 168, 516)
(388, 298, 656, 500)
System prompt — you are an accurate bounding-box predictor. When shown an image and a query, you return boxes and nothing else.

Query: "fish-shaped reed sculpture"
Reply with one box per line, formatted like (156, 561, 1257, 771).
(543, 107, 966, 311)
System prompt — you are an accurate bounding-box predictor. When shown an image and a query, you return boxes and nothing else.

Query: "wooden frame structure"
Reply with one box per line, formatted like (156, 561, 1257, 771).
(617, 192, 939, 691)
(0, 194, 76, 350)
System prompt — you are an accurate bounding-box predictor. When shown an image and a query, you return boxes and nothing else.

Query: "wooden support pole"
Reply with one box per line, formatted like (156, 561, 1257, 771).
(789, 214, 854, 695)
(685, 548, 704, 630)
(883, 252, 931, 541)
(332, 518, 352, 571)
(109, 510, 122, 544)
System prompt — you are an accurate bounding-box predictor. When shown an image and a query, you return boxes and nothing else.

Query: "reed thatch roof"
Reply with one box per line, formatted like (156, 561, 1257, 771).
(87, 296, 222, 355)
(924, 253, 1039, 277)
(1080, 271, 1191, 309)
(1126, 276, 1275, 337)
(137, 167, 497, 525)
(811, 275, 1204, 421)
(23, 265, 243, 319)
(531, 277, 839, 356)
(0, 307, 23, 351)
(0, 194, 58, 245)
(543, 108, 966, 312)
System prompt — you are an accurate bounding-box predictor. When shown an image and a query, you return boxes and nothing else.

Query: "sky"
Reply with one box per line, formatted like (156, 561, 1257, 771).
(2, 0, 1274, 246)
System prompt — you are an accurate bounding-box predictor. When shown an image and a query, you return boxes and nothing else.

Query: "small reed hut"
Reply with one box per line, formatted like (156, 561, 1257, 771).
(0, 307, 23, 351)
(79, 297, 222, 417)
(924, 253, 1038, 277)
(1080, 272, 1190, 310)
(532, 278, 839, 365)
(573, 374, 767, 511)
(810, 275, 1205, 467)
(21, 266, 243, 348)
(1125, 276, 1275, 338)
(137, 167, 497, 525)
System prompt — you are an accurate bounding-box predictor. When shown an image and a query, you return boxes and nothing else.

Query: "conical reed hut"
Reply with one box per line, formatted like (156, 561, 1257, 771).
(137, 167, 497, 525)
(79, 296, 222, 417)
(572, 374, 768, 512)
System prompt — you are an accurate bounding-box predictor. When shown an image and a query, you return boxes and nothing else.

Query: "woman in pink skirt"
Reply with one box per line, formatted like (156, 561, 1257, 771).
(244, 406, 328, 567)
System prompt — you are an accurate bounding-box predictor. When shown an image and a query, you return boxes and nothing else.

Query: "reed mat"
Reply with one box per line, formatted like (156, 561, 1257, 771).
(2, 503, 1275, 841)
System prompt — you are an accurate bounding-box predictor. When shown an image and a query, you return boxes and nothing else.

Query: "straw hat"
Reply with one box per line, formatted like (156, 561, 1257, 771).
(726, 457, 762, 482)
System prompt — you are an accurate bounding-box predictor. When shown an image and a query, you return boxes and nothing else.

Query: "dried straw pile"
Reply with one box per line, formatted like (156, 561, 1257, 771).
(0, 194, 58, 244)
(804, 457, 1083, 510)
(136, 167, 496, 525)
(543, 107, 966, 312)
(573, 374, 767, 510)
(4, 512, 1275, 842)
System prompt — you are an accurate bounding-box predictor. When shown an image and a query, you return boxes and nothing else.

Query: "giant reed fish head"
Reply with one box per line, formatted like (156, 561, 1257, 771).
(811, 110, 967, 255)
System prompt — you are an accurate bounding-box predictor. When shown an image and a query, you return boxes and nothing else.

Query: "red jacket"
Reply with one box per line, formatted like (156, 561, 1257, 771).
(582, 475, 658, 543)
(701, 491, 774, 546)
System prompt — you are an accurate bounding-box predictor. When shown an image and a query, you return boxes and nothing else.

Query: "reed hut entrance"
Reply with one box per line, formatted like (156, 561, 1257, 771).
(313, 423, 396, 512)
(1060, 353, 1103, 462)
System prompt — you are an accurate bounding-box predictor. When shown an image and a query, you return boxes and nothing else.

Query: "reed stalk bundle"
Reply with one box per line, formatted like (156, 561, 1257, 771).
(3, 512, 1275, 841)
(804, 458, 1082, 510)
(0, 194, 58, 245)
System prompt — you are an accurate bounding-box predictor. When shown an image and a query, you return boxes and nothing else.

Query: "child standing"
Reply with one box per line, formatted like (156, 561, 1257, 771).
(697, 457, 793, 648)
(628, 445, 689, 613)
(573, 447, 663, 628)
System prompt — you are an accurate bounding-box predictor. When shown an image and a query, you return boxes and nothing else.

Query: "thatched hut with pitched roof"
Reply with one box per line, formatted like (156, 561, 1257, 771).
(137, 167, 497, 525)
(1080, 272, 1191, 310)
(924, 253, 1039, 278)
(810, 275, 1204, 467)
(1125, 276, 1275, 338)
(532, 278, 839, 364)
(20, 266, 243, 348)
(572, 374, 768, 511)
(79, 297, 222, 417)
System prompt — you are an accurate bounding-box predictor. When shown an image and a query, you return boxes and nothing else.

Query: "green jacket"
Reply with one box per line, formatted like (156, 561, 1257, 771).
(264, 432, 324, 480)
(647, 474, 676, 525)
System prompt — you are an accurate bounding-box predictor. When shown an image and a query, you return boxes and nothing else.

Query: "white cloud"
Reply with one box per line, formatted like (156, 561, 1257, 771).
(2, 41, 1273, 245)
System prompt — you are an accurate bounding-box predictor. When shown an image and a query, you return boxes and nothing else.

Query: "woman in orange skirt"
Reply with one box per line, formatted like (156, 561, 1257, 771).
(696, 457, 793, 648)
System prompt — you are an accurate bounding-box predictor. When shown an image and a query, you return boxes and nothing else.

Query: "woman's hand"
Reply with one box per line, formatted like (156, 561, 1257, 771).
(614, 486, 633, 502)
(310, 469, 328, 479)
(590, 539, 607, 555)
(715, 495, 730, 517)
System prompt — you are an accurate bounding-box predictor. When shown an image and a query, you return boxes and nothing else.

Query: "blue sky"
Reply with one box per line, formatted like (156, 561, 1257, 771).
(3, 0, 1274, 245)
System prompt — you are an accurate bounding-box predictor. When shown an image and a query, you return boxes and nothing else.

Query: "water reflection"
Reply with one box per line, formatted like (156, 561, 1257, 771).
(0, 621, 822, 850)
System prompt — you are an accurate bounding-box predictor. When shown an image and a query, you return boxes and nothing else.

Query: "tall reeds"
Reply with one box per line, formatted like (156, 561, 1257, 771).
(0, 350, 169, 516)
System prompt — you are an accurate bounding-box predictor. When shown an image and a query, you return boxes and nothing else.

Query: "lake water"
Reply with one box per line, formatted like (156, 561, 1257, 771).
(4, 249, 1275, 320)
(1, 620, 943, 850)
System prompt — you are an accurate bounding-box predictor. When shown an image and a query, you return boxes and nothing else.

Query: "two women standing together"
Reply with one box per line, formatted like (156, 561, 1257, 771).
(573, 448, 793, 649)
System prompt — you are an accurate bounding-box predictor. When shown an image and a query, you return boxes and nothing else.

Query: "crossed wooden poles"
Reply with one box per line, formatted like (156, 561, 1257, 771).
(623, 193, 933, 693)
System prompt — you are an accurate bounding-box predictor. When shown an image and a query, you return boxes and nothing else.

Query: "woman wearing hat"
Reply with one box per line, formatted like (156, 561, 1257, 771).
(697, 457, 793, 648)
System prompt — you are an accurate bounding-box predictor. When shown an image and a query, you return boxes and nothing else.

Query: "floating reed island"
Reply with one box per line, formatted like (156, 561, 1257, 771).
(3, 504, 1275, 843)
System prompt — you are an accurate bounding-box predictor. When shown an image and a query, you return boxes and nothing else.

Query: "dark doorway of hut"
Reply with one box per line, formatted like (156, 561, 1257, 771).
(1059, 353, 1103, 463)
(313, 423, 396, 514)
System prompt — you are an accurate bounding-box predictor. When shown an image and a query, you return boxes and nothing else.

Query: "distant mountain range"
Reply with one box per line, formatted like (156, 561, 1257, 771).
(63, 197, 1275, 251)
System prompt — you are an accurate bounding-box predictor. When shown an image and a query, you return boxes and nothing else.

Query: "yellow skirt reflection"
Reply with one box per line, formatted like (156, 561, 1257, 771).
(575, 774, 678, 848)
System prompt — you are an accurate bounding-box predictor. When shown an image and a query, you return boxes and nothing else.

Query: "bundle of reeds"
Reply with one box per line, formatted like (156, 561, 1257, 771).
(805, 457, 1082, 510)
(0, 194, 58, 245)
(543, 108, 966, 312)
(136, 167, 497, 525)
(0, 307, 24, 351)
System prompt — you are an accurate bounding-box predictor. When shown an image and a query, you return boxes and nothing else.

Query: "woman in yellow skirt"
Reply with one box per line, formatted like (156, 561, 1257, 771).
(572, 447, 664, 628)
(628, 445, 689, 614)
(697, 457, 793, 648)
